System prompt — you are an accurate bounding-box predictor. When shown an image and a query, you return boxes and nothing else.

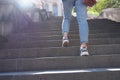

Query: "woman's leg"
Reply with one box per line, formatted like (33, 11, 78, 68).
(62, 0, 74, 47)
(75, 0, 89, 56)
(75, 0, 89, 46)
(62, 0, 74, 38)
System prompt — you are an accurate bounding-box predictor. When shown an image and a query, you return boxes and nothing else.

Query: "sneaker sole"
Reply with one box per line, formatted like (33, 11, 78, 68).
(62, 41, 69, 47)
(81, 52, 89, 56)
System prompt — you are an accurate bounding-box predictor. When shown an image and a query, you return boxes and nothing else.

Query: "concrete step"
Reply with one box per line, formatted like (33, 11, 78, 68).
(2, 38, 120, 49)
(15, 18, 119, 34)
(7, 30, 120, 41)
(11, 29, 120, 37)
(0, 54, 120, 72)
(17, 27, 120, 34)
(14, 19, 120, 33)
(0, 44, 120, 59)
(47, 17, 120, 25)
(0, 68, 120, 80)
(46, 21, 120, 30)
(26, 19, 120, 29)
(17, 23, 120, 32)
(8, 33, 120, 41)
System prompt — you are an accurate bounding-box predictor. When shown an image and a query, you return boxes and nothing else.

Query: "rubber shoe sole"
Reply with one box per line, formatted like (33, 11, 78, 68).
(62, 40, 69, 47)
(80, 51, 89, 56)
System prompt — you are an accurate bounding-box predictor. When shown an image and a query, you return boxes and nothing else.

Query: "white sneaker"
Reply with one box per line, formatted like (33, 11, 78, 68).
(80, 47, 89, 56)
(62, 38, 69, 47)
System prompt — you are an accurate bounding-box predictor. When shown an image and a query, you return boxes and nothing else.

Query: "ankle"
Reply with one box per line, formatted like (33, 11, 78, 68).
(80, 43, 87, 48)
(63, 32, 68, 38)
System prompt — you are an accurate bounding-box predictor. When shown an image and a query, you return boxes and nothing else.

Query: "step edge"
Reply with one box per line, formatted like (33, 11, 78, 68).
(0, 54, 120, 60)
(0, 68, 120, 76)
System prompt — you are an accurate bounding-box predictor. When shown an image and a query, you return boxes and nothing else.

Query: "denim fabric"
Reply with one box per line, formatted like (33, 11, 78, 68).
(62, 0, 89, 43)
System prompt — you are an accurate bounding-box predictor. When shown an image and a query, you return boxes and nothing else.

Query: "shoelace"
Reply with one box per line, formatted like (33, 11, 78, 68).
(80, 47, 88, 52)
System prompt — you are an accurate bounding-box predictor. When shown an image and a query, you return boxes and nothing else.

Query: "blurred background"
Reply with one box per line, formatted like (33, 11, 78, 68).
(0, 0, 120, 37)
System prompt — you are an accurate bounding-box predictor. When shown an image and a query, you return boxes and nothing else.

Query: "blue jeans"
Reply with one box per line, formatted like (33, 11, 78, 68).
(62, 0, 89, 43)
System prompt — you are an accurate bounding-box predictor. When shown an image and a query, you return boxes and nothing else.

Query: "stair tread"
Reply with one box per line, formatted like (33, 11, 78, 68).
(0, 54, 120, 60)
(11, 29, 120, 34)
(0, 68, 120, 76)
(8, 33, 120, 41)
(2, 38, 120, 49)
(0, 44, 120, 59)
(0, 54, 120, 72)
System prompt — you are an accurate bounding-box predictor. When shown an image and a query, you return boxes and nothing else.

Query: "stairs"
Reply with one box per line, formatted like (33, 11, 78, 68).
(0, 17, 120, 80)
